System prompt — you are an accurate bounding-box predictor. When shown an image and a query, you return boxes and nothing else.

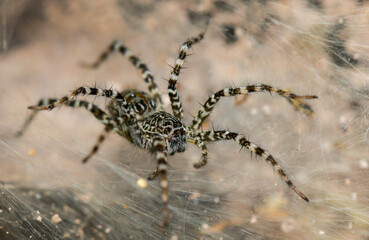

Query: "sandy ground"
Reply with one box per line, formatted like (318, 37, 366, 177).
(0, 0, 368, 239)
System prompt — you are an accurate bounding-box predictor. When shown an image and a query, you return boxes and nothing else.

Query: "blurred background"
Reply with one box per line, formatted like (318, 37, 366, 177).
(0, 0, 368, 239)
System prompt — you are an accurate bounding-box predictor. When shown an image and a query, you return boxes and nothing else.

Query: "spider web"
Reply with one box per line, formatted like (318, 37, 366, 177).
(0, 0, 368, 239)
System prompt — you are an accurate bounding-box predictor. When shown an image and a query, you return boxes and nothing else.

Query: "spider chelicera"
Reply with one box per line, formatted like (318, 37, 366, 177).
(17, 28, 317, 226)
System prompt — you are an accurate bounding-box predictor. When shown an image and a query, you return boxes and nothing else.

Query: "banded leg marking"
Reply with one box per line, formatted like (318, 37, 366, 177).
(191, 84, 318, 130)
(85, 41, 163, 108)
(192, 138, 208, 169)
(147, 167, 159, 181)
(153, 137, 169, 226)
(197, 130, 309, 202)
(168, 31, 206, 119)
(82, 117, 126, 164)
(16, 98, 110, 137)
(27, 86, 135, 118)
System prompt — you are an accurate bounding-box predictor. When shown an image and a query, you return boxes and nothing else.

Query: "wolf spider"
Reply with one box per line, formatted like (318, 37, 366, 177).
(17, 29, 317, 226)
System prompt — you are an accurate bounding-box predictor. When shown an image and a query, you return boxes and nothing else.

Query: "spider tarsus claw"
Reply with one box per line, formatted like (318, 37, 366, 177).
(147, 172, 159, 181)
(299, 194, 310, 202)
(291, 185, 309, 202)
(295, 95, 318, 99)
(81, 158, 89, 164)
(27, 105, 52, 111)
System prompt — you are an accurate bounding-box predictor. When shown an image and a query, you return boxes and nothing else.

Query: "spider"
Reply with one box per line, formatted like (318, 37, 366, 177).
(17, 28, 317, 226)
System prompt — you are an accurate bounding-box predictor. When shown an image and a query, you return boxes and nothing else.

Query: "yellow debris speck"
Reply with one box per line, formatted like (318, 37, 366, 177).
(28, 148, 36, 156)
(137, 178, 147, 188)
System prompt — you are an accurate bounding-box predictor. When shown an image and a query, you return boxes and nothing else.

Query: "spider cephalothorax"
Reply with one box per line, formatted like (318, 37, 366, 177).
(18, 28, 317, 227)
(109, 89, 158, 119)
(140, 111, 187, 155)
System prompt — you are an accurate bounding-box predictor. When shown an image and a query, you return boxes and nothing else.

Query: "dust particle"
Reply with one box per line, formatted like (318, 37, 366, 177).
(51, 214, 62, 224)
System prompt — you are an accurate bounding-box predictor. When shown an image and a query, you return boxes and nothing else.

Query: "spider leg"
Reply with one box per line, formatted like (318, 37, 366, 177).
(168, 30, 206, 119)
(147, 167, 159, 181)
(196, 130, 309, 202)
(82, 41, 163, 108)
(16, 98, 110, 137)
(27, 86, 135, 118)
(82, 117, 127, 164)
(188, 137, 208, 169)
(152, 137, 169, 226)
(191, 84, 318, 130)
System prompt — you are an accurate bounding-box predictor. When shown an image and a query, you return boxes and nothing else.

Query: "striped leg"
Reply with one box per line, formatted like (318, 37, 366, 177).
(188, 137, 208, 169)
(147, 167, 159, 181)
(82, 116, 127, 164)
(197, 130, 309, 202)
(168, 31, 205, 119)
(16, 98, 110, 137)
(27, 86, 135, 118)
(191, 84, 318, 130)
(152, 137, 169, 226)
(84, 41, 163, 108)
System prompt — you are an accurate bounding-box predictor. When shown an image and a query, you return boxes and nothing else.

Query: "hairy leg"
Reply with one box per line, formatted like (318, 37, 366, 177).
(16, 98, 110, 137)
(27, 86, 136, 119)
(82, 116, 127, 164)
(196, 130, 309, 202)
(147, 167, 159, 181)
(187, 137, 208, 169)
(168, 30, 206, 119)
(17, 97, 130, 164)
(152, 137, 169, 226)
(191, 84, 317, 130)
(82, 41, 163, 108)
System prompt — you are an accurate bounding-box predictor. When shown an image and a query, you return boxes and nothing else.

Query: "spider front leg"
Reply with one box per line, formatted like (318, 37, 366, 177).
(82, 41, 163, 108)
(16, 98, 110, 137)
(196, 130, 309, 202)
(147, 167, 159, 181)
(188, 137, 209, 169)
(152, 137, 169, 226)
(168, 30, 206, 119)
(190, 84, 318, 130)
